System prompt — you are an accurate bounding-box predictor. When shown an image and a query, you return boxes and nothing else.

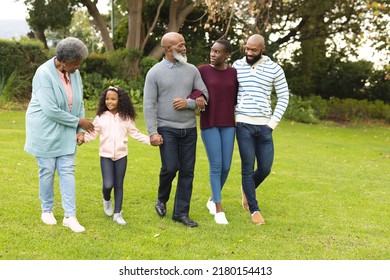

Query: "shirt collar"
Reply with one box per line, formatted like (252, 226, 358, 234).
(162, 57, 182, 69)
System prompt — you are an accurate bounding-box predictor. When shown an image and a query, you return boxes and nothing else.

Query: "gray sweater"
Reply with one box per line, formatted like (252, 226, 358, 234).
(143, 59, 208, 135)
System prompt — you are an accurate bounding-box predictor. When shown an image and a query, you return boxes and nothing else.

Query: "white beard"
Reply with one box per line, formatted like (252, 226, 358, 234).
(173, 49, 187, 64)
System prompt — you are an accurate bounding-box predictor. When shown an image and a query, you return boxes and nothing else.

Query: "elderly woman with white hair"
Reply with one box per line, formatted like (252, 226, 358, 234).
(25, 37, 94, 233)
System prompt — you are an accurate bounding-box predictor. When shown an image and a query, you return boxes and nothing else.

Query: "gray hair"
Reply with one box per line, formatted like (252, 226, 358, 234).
(55, 37, 88, 62)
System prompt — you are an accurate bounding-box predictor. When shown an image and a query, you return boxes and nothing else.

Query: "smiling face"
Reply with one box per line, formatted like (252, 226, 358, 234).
(105, 90, 119, 114)
(162, 32, 187, 63)
(245, 35, 265, 65)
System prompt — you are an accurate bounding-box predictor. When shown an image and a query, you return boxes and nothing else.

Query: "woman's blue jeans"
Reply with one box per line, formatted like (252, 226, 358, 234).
(36, 154, 76, 217)
(201, 126, 235, 203)
(157, 127, 197, 217)
(236, 122, 274, 213)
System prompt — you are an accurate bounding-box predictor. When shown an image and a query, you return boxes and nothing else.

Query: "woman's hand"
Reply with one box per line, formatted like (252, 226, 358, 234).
(78, 118, 94, 133)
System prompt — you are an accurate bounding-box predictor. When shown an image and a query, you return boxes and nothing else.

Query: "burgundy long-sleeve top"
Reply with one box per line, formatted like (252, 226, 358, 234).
(197, 64, 238, 130)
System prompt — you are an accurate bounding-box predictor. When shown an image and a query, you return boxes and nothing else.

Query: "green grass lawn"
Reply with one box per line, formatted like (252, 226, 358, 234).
(0, 109, 389, 260)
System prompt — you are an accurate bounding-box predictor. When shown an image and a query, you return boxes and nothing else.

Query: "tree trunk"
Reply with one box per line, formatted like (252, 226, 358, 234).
(79, 0, 114, 51)
(125, 0, 144, 49)
(147, 0, 195, 60)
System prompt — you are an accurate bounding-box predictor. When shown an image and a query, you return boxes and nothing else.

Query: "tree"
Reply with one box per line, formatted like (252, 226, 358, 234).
(247, 0, 389, 96)
(24, 0, 75, 48)
(78, 0, 114, 51)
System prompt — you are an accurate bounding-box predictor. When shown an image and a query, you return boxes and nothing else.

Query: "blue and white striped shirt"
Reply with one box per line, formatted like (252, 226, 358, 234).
(232, 56, 289, 129)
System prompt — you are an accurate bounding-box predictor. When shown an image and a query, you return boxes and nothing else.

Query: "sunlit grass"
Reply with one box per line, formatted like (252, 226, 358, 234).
(0, 110, 389, 260)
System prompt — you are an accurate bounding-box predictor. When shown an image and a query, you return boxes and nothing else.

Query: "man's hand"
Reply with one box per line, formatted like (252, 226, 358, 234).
(172, 98, 187, 110)
(78, 118, 94, 133)
(150, 133, 163, 146)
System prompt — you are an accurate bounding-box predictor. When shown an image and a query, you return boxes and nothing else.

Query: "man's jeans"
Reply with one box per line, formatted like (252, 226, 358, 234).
(36, 154, 76, 217)
(157, 127, 197, 217)
(236, 122, 274, 213)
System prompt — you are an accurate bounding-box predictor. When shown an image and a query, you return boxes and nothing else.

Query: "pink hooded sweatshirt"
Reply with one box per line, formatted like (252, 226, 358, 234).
(84, 111, 150, 160)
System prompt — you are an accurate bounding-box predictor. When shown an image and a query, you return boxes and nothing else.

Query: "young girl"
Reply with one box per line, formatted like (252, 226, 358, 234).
(83, 86, 150, 225)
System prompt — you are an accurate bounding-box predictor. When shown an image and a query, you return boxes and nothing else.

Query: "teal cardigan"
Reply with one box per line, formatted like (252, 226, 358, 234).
(24, 57, 85, 158)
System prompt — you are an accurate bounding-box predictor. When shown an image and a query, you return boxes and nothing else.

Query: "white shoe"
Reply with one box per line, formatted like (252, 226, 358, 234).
(206, 198, 216, 215)
(41, 212, 57, 225)
(113, 212, 127, 225)
(103, 199, 113, 216)
(63, 216, 85, 233)
(214, 212, 229, 224)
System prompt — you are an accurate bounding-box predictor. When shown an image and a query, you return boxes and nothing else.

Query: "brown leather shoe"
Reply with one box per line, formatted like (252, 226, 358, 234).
(251, 211, 265, 225)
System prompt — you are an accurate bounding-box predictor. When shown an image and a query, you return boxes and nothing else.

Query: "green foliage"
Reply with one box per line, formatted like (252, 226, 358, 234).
(0, 72, 18, 103)
(82, 72, 106, 101)
(306, 95, 328, 119)
(0, 39, 47, 101)
(139, 56, 158, 76)
(326, 98, 390, 123)
(322, 60, 374, 100)
(25, 0, 74, 46)
(112, 16, 129, 50)
(67, 10, 101, 53)
(1, 110, 389, 260)
(283, 95, 320, 124)
(284, 58, 389, 103)
(282, 95, 390, 124)
(107, 48, 143, 80)
(368, 68, 390, 102)
(82, 53, 114, 79)
(81, 52, 155, 105)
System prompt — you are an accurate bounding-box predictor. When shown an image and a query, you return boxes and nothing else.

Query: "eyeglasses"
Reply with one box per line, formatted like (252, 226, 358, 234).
(108, 86, 118, 92)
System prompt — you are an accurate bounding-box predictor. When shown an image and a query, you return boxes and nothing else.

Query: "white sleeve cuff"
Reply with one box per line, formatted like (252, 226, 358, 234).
(267, 118, 279, 130)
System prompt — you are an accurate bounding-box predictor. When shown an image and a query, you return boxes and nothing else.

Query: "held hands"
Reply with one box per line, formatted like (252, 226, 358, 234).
(78, 118, 94, 133)
(150, 133, 163, 146)
(172, 98, 187, 110)
(77, 132, 84, 146)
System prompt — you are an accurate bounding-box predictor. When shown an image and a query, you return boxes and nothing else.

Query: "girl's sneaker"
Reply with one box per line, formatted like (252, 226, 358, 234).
(103, 199, 114, 216)
(113, 212, 127, 225)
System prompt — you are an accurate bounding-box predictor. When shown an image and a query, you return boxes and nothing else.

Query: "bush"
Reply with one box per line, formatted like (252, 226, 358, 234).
(0, 39, 47, 101)
(82, 53, 114, 79)
(283, 95, 320, 124)
(325, 98, 390, 123)
(107, 48, 143, 80)
(282, 95, 390, 124)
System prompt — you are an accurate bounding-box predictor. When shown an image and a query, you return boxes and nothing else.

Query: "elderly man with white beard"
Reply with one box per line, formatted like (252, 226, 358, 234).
(143, 32, 209, 227)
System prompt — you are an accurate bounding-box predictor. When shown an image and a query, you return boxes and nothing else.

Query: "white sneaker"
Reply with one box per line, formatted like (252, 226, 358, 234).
(41, 212, 57, 225)
(103, 199, 113, 216)
(206, 198, 216, 215)
(214, 212, 229, 224)
(63, 216, 85, 233)
(113, 212, 127, 225)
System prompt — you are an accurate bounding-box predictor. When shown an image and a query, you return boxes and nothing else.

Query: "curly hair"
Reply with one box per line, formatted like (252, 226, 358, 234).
(55, 37, 88, 62)
(96, 86, 137, 121)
